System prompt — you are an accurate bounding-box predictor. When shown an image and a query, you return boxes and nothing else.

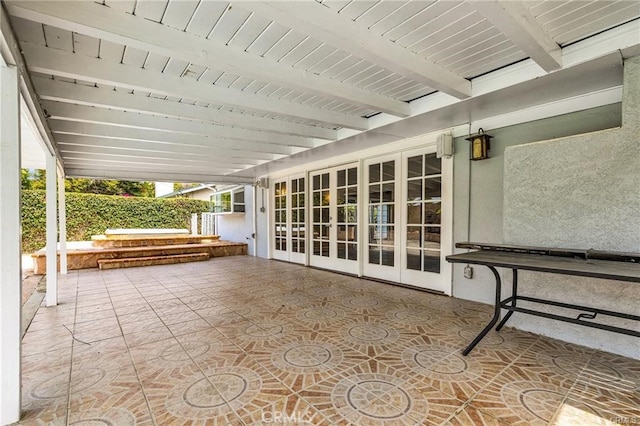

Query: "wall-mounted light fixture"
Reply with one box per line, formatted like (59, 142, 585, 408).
(466, 128, 492, 160)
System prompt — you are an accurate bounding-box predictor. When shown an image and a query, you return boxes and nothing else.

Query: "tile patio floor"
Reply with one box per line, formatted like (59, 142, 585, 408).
(18, 257, 640, 425)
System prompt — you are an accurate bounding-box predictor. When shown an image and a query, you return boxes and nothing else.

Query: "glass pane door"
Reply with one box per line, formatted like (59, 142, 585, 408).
(290, 176, 306, 263)
(401, 150, 449, 292)
(271, 176, 305, 264)
(309, 164, 359, 274)
(336, 167, 358, 261)
(406, 153, 442, 273)
(290, 177, 306, 252)
(272, 180, 288, 261)
(311, 172, 330, 258)
(363, 156, 400, 282)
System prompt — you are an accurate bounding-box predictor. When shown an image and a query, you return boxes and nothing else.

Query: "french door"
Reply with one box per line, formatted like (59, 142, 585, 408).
(309, 163, 359, 275)
(363, 155, 401, 281)
(272, 175, 306, 264)
(270, 147, 451, 294)
(400, 150, 449, 292)
(362, 150, 450, 293)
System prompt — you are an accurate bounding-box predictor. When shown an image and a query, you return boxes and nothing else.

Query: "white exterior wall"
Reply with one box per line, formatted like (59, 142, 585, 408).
(185, 188, 216, 201)
(216, 185, 255, 256)
(154, 182, 174, 198)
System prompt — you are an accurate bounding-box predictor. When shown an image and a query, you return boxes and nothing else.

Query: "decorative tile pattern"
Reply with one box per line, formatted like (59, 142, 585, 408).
(163, 366, 259, 420)
(299, 359, 453, 425)
(379, 339, 508, 401)
(258, 332, 367, 391)
(469, 373, 572, 425)
(446, 405, 511, 425)
(436, 323, 539, 359)
(295, 302, 353, 329)
(563, 349, 640, 423)
(330, 373, 426, 424)
(18, 258, 640, 426)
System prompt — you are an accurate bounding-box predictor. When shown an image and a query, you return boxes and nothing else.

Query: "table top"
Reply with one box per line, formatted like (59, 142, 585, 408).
(446, 250, 640, 283)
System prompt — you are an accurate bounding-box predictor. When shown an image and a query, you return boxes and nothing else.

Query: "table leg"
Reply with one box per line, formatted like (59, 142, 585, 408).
(462, 266, 502, 356)
(496, 269, 517, 331)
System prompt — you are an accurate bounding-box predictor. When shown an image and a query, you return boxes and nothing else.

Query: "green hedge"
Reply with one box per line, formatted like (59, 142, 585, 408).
(22, 190, 209, 253)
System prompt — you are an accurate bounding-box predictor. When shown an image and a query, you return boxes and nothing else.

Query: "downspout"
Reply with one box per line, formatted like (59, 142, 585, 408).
(252, 183, 258, 257)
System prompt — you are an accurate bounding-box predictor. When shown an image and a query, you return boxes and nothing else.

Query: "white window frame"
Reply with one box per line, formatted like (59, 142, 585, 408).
(210, 187, 245, 215)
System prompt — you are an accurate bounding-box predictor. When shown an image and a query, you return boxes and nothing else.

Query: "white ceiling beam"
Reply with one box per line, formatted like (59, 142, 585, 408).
(49, 120, 286, 160)
(60, 154, 241, 174)
(7, 1, 410, 117)
(247, 1, 471, 99)
(55, 135, 268, 165)
(49, 121, 286, 159)
(64, 167, 254, 184)
(41, 100, 315, 148)
(22, 43, 368, 130)
(0, 4, 13, 65)
(58, 144, 259, 168)
(472, 1, 562, 72)
(63, 159, 241, 176)
(32, 77, 336, 140)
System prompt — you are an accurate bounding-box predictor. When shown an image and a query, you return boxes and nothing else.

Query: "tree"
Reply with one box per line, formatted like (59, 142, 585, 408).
(21, 169, 32, 190)
(21, 169, 155, 197)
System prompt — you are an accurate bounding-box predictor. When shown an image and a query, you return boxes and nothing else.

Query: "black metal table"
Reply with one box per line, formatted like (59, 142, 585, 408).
(446, 243, 640, 356)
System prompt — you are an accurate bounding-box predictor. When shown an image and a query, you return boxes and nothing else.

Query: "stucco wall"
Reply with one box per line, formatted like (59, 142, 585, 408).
(452, 103, 622, 303)
(500, 56, 639, 358)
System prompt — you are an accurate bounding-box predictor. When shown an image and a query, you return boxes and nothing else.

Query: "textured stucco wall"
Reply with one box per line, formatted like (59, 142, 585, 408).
(452, 103, 622, 304)
(501, 56, 640, 358)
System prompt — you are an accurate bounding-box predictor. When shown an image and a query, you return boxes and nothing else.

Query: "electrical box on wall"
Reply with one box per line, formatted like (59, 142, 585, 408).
(259, 177, 269, 189)
(436, 134, 453, 158)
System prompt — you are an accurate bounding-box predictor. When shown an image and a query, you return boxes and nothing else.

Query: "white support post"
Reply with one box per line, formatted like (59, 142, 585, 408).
(57, 172, 67, 274)
(0, 64, 22, 426)
(45, 152, 58, 306)
(191, 213, 198, 235)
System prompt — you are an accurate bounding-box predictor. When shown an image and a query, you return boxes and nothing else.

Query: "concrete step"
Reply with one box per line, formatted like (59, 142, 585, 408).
(97, 252, 209, 270)
(32, 241, 247, 274)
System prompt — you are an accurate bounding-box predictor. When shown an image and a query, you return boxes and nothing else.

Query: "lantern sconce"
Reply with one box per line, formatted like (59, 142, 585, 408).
(465, 128, 492, 161)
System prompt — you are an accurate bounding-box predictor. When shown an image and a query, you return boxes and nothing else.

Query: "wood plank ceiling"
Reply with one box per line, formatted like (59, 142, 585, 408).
(5, 0, 640, 183)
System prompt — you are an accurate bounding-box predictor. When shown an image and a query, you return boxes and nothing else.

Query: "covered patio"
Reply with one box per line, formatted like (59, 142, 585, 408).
(2, 1, 640, 425)
(20, 257, 640, 425)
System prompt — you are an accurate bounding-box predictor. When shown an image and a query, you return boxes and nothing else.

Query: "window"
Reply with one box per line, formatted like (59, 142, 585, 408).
(211, 187, 245, 214)
(232, 188, 245, 213)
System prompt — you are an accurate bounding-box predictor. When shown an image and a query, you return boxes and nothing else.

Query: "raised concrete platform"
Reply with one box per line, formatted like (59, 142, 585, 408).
(32, 240, 247, 274)
(104, 228, 190, 237)
(98, 253, 210, 270)
(91, 234, 220, 248)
